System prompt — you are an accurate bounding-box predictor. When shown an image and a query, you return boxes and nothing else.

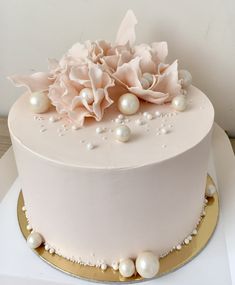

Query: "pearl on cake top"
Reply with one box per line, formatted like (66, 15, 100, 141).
(114, 125, 131, 142)
(172, 95, 187, 111)
(79, 88, 94, 104)
(29, 92, 51, 114)
(118, 93, 140, 115)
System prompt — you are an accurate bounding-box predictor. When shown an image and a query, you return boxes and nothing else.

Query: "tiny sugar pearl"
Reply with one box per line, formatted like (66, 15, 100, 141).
(101, 263, 107, 271)
(49, 116, 58, 123)
(22, 206, 26, 212)
(49, 248, 55, 254)
(26, 224, 32, 231)
(192, 229, 198, 235)
(143, 112, 149, 117)
(188, 235, 192, 241)
(184, 238, 190, 245)
(118, 114, 125, 120)
(96, 127, 104, 134)
(146, 113, 153, 120)
(45, 244, 50, 251)
(115, 118, 122, 124)
(176, 245, 182, 250)
(161, 128, 168, 135)
(135, 118, 145, 126)
(112, 261, 119, 271)
(202, 210, 206, 217)
(155, 111, 161, 117)
(72, 124, 80, 130)
(86, 143, 95, 150)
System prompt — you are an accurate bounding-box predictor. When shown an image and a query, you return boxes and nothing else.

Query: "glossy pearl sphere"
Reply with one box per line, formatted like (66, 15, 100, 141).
(136, 251, 159, 279)
(27, 232, 43, 249)
(179, 70, 192, 89)
(118, 93, 140, 115)
(114, 125, 131, 142)
(29, 92, 51, 114)
(79, 88, 94, 104)
(143, 73, 153, 86)
(119, 259, 135, 278)
(206, 184, 216, 197)
(172, 95, 187, 111)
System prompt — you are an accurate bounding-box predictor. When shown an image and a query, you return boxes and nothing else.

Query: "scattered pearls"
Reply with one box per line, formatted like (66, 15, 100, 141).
(176, 245, 182, 250)
(119, 259, 135, 278)
(27, 232, 43, 249)
(136, 251, 159, 279)
(118, 93, 140, 115)
(96, 127, 105, 134)
(206, 184, 216, 197)
(101, 263, 108, 271)
(26, 224, 32, 231)
(188, 235, 192, 241)
(29, 92, 51, 114)
(179, 70, 192, 89)
(79, 88, 94, 104)
(111, 261, 119, 271)
(86, 143, 95, 150)
(114, 125, 131, 142)
(146, 113, 153, 120)
(172, 95, 187, 111)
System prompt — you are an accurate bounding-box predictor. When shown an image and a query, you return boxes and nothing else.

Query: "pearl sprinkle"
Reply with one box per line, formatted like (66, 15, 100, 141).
(136, 251, 160, 279)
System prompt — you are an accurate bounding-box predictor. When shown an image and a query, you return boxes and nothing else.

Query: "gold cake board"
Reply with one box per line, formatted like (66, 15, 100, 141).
(17, 175, 219, 283)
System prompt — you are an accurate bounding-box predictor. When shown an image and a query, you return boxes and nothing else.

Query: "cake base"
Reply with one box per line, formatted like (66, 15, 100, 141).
(17, 175, 219, 283)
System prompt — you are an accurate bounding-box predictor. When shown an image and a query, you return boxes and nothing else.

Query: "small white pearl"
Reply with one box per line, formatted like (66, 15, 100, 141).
(202, 210, 206, 217)
(118, 114, 125, 120)
(118, 93, 140, 115)
(140, 77, 150, 89)
(176, 245, 182, 250)
(143, 73, 154, 86)
(101, 263, 107, 271)
(179, 69, 192, 88)
(119, 259, 135, 278)
(45, 244, 50, 251)
(188, 235, 192, 241)
(184, 238, 190, 245)
(49, 248, 55, 254)
(96, 127, 104, 134)
(71, 124, 80, 130)
(27, 232, 43, 249)
(206, 184, 216, 197)
(192, 229, 198, 236)
(79, 88, 94, 104)
(172, 95, 187, 111)
(22, 206, 26, 212)
(29, 92, 51, 114)
(86, 143, 95, 150)
(114, 125, 131, 142)
(115, 118, 123, 124)
(143, 112, 149, 117)
(136, 251, 159, 279)
(49, 115, 59, 123)
(146, 113, 153, 120)
(26, 224, 32, 231)
(161, 128, 168, 135)
(135, 118, 145, 126)
(155, 111, 161, 117)
(112, 261, 119, 271)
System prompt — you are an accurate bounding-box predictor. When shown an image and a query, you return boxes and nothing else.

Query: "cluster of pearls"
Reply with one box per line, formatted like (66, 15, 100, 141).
(29, 92, 51, 114)
(118, 93, 140, 115)
(118, 251, 159, 279)
(114, 125, 131, 142)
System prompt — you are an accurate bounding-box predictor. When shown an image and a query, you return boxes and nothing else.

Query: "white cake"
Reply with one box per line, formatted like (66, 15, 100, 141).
(8, 11, 215, 279)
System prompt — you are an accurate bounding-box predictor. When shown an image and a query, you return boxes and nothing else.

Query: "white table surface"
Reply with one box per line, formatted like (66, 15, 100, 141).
(0, 123, 235, 285)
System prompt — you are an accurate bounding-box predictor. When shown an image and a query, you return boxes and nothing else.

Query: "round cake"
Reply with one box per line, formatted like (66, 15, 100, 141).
(8, 10, 215, 279)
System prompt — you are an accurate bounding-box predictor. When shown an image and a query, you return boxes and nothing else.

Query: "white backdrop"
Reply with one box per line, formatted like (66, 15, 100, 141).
(0, 0, 235, 135)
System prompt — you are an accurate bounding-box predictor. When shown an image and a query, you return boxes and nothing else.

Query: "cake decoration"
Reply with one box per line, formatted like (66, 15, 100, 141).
(27, 232, 43, 249)
(114, 125, 131, 142)
(8, 10, 193, 130)
(135, 251, 160, 279)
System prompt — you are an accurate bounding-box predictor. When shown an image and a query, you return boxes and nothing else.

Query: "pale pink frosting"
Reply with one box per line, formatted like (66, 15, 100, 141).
(8, 10, 182, 125)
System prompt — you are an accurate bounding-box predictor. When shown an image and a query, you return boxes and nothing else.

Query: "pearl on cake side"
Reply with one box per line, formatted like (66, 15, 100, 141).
(118, 93, 140, 115)
(27, 232, 43, 249)
(114, 125, 131, 142)
(119, 259, 135, 278)
(135, 251, 160, 279)
(29, 92, 51, 114)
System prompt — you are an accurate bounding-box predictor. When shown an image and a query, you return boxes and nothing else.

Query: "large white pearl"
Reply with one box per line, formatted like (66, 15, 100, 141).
(172, 95, 187, 111)
(136, 251, 159, 279)
(27, 232, 43, 249)
(119, 259, 135, 278)
(29, 92, 51, 114)
(79, 88, 94, 104)
(114, 125, 131, 142)
(118, 93, 140, 115)
(179, 70, 192, 89)
(206, 184, 216, 197)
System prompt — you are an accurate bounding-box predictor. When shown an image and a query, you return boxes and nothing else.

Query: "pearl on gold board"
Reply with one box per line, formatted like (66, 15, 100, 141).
(29, 92, 51, 114)
(135, 251, 159, 279)
(172, 95, 187, 111)
(79, 88, 94, 104)
(206, 184, 216, 197)
(179, 70, 192, 89)
(118, 93, 140, 115)
(114, 125, 131, 142)
(119, 259, 135, 278)
(27, 232, 43, 249)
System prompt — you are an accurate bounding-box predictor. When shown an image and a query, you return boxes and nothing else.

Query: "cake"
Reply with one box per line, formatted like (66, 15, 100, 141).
(8, 11, 215, 280)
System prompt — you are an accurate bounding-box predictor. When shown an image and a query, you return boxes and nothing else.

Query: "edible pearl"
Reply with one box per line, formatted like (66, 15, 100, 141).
(140, 77, 150, 89)
(79, 88, 94, 104)
(29, 92, 51, 114)
(49, 248, 55, 254)
(176, 245, 182, 250)
(192, 229, 198, 235)
(143, 73, 154, 86)
(26, 224, 32, 231)
(146, 113, 153, 120)
(114, 125, 131, 142)
(179, 70, 192, 89)
(135, 118, 145, 126)
(155, 111, 161, 117)
(101, 263, 107, 271)
(119, 259, 135, 278)
(112, 261, 119, 271)
(45, 244, 50, 251)
(27, 232, 43, 249)
(161, 128, 168, 135)
(96, 127, 104, 134)
(86, 143, 95, 150)
(206, 184, 216, 197)
(172, 95, 187, 111)
(118, 93, 140, 115)
(136, 251, 159, 279)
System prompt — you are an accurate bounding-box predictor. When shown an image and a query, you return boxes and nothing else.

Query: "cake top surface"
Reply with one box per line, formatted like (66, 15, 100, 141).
(8, 86, 214, 169)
